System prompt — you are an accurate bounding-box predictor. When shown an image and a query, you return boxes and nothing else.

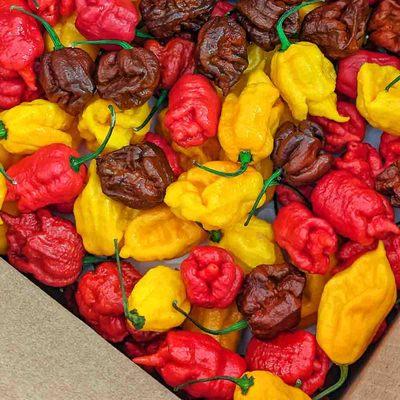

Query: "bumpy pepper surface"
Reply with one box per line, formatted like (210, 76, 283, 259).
(380, 132, 400, 167)
(27, 0, 75, 26)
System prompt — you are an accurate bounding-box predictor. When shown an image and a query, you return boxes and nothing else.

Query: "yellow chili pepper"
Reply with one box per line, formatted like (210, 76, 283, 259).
(271, 2, 348, 123)
(74, 162, 137, 256)
(356, 63, 400, 136)
(164, 161, 265, 230)
(126, 265, 190, 332)
(78, 97, 151, 152)
(120, 205, 206, 261)
(0, 99, 74, 154)
(298, 2, 324, 21)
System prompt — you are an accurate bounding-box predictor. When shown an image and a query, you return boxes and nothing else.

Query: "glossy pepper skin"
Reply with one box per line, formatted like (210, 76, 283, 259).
(181, 246, 244, 309)
(317, 242, 396, 365)
(133, 330, 247, 400)
(337, 50, 400, 99)
(76, 261, 141, 342)
(164, 74, 221, 148)
(27, 0, 75, 26)
(273, 202, 338, 274)
(311, 170, 399, 245)
(380, 132, 400, 167)
(2, 209, 84, 287)
(246, 331, 330, 395)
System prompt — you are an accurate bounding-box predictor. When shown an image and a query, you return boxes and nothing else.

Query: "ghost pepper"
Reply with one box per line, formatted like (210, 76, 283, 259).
(380, 132, 400, 167)
(273, 202, 338, 274)
(1, 209, 84, 287)
(311, 170, 399, 246)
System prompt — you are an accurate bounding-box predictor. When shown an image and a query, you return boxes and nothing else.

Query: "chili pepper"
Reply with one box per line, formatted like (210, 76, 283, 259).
(273, 202, 338, 274)
(180, 246, 244, 309)
(337, 50, 400, 99)
(144, 38, 195, 90)
(5, 105, 116, 213)
(164, 74, 221, 148)
(1, 209, 84, 287)
(76, 261, 141, 342)
(356, 63, 400, 136)
(380, 132, 400, 167)
(0, 99, 74, 155)
(275, 184, 313, 207)
(120, 205, 206, 262)
(75, 0, 140, 45)
(271, 1, 348, 122)
(0, 6, 43, 91)
(27, 0, 75, 26)
(212, 1, 234, 17)
(245, 331, 330, 395)
(133, 330, 247, 400)
(311, 170, 399, 245)
(311, 101, 366, 153)
(74, 162, 138, 256)
(375, 160, 400, 206)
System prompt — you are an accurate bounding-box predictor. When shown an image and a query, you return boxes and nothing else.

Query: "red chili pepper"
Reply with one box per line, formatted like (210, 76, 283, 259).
(164, 74, 221, 148)
(211, 1, 235, 17)
(5, 105, 116, 212)
(245, 331, 330, 395)
(380, 132, 400, 167)
(133, 330, 246, 400)
(75, 261, 142, 342)
(180, 246, 244, 309)
(311, 170, 399, 245)
(273, 202, 338, 274)
(1, 209, 85, 287)
(335, 142, 384, 188)
(311, 101, 366, 153)
(144, 132, 183, 177)
(382, 234, 400, 289)
(275, 184, 313, 207)
(144, 38, 195, 90)
(27, 0, 75, 26)
(337, 50, 400, 99)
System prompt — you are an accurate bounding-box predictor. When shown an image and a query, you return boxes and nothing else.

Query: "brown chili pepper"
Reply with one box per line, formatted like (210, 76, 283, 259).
(375, 160, 400, 207)
(96, 143, 175, 209)
(236, 0, 301, 51)
(237, 263, 306, 340)
(271, 121, 334, 187)
(196, 16, 248, 96)
(300, 0, 370, 60)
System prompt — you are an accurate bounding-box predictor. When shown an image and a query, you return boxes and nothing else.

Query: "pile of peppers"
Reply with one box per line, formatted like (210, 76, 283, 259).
(0, 0, 400, 399)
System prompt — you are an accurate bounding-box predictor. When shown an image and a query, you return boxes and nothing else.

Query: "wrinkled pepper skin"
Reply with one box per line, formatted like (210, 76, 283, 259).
(356, 63, 400, 136)
(120, 205, 205, 262)
(76, 261, 141, 342)
(74, 162, 137, 256)
(2, 209, 84, 287)
(311, 170, 399, 245)
(0, 99, 74, 154)
(27, 0, 75, 26)
(180, 246, 244, 309)
(133, 330, 247, 400)
(165, 161, 265, 230)
(380, 132, 400, 167)
(246, 331, 330, 395)
(164, 74, 221, 148)
(273, 202, 338, 275)
(317, 242, 396, 365)
(218, 69, 280, 163)
(127, 266, 190, 332)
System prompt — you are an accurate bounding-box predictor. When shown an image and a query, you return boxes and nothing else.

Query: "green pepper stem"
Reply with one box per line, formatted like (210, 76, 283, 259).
(385, 75, 400, 92)
(71, 40, 133, 50)
(83, 255, 109, 265)
(312, 365, 349, 400)
(135, 29, 154, 39)
(133, 89, 169, 132)
(10, 6, 64, 51)
(244, 168, 282, 226)
(174, 374, 255, 395)
(70, 105, 116, 172)
(32, 0, 40, 8)
(0, 167, 16, 185)
(209, 230, 222, 243)
(0, 121, 7, 140)
(277, 0, 324, 52)
(194, 150, 253, 178)
(172, 300, 248, 334)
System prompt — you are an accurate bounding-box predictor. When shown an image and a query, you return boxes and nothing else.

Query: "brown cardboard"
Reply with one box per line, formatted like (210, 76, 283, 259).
(0, 259, 178, 400)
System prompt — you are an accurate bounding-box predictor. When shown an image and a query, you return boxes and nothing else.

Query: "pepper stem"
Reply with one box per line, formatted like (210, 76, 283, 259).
(70, 105, 116, 172)
(114, 238, 146, 330)
(83, 255, 109, 265)
(312, 365, 349, 400)
(0, 167, 16, 185)
(174, 374, 255, 395)
(194, 150, 253, 178)
(172, 300, 247, 334)
(10, 6, 64, 51)
(0, 121, 7, 140)
(244, 168, 282, 226)
(209, 230, 222, 243)
(277, 0, 324, 52)
(135, 29, 154, 39)
(385, 75, 400, 92)
(71, 40, 133, 50)
(32, 0, 40, 8)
